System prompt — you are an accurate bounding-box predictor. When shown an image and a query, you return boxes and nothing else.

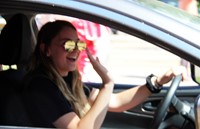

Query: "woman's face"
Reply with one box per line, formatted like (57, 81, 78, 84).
(47, 26, 80, 76)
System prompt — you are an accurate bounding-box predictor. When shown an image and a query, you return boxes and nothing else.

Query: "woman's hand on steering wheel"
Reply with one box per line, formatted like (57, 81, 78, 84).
(156, 66, 188, 86)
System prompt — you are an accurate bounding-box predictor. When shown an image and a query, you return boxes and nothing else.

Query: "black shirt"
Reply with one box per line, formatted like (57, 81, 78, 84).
(23, 67, 90, 128)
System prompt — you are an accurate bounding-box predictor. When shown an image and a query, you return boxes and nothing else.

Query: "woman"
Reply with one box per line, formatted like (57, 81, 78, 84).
(23, 20, 187, 129)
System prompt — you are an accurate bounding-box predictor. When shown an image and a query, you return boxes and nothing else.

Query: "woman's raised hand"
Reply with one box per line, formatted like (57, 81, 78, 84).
(86, 48, 113, 84)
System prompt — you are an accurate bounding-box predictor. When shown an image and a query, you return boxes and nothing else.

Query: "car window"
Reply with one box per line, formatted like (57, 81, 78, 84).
(105, 31, 197, 87)
(35, 14, 197, 87)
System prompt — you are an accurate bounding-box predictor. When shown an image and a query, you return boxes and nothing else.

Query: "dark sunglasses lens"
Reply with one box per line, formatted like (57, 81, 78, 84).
(64, 40, 75, 52)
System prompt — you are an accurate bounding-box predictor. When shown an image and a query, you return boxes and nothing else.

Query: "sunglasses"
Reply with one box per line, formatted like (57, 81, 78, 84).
(64, 40, 86, 52)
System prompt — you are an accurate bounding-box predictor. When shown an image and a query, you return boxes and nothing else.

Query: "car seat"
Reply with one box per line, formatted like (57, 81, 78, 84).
(0, 13, 33, 126)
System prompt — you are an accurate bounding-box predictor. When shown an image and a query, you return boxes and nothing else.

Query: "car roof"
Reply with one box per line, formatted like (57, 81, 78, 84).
(13, 0, 200, 43)
(0, 0, 200, 66)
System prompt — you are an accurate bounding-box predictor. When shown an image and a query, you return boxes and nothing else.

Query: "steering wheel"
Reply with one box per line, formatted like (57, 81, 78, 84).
(150, 74, 182, 129)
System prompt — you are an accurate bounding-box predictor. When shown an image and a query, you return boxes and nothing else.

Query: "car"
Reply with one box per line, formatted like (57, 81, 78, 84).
(0, 0, 200, 129)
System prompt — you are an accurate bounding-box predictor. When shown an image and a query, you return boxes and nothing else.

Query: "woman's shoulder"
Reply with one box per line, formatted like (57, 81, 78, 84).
(23, 67, 55, 90)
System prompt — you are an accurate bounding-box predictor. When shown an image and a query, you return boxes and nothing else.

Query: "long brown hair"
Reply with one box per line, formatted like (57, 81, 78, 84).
(28, 20, 90, 117)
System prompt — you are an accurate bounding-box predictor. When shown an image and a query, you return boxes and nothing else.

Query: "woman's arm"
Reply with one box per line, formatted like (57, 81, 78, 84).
(54, 48, 114, 129)
(107, 66, 187, 112)
(88, 84, 151, 112)
(88, 66, 188, 112)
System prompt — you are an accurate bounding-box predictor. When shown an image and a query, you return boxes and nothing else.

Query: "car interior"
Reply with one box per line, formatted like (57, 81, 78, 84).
(195, 95, 200, 129)
(0, 13, 33, 126)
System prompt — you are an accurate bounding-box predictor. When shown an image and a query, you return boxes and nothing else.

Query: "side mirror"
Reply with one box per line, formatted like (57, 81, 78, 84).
(191, 64, 200, 84)
(195, 95, 200, 129)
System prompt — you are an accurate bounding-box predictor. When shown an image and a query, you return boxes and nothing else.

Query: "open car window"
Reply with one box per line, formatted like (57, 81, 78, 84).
(35, 14, 198, 87)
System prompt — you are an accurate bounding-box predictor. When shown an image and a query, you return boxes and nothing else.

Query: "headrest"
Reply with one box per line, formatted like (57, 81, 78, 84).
(0, 13, 32, 65)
